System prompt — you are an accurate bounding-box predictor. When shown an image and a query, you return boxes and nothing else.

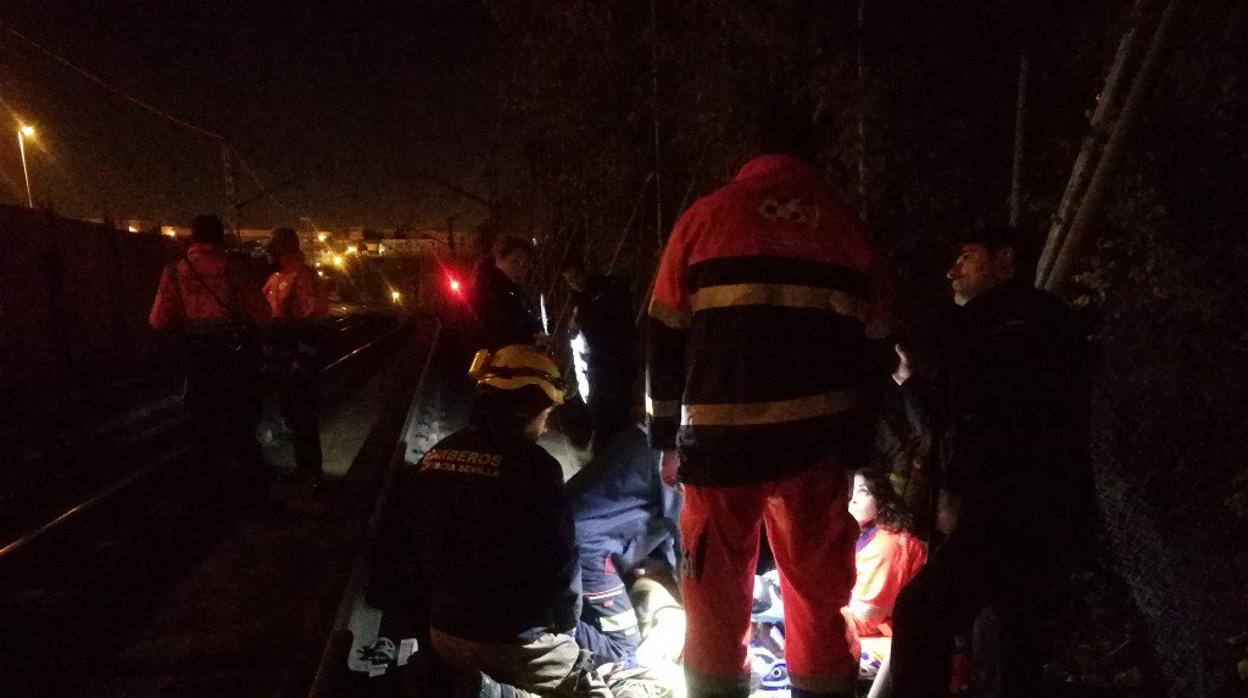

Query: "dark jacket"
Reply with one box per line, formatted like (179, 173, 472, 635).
(471, 261, 542, 350)
(901, 278, 1090, 532)
(645, 154, 891, 485)
(566, 425, 680, 570)
(573, 274, 635, 379)
(408, 424, 580, 643)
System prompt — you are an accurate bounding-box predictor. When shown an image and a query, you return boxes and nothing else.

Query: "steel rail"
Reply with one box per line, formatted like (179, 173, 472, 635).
(0, 315, 408, 565)
(306, 315, 442, 698)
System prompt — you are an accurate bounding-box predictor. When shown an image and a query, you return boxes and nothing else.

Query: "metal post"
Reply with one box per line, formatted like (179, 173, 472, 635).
(222, 145, 238, 237)
(1009, 50, 1030, 228)
(856, 0, 868, 220)
(1044, 0, 1184, 292)
(18, 131, 33, 208)
(650, 0, 663, 246)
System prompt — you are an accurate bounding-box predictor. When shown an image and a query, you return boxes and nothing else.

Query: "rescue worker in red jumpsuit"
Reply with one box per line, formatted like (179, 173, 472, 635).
(645, 118, 891, 698)
(262, 227, 330, 482)
(150, 213, 271, 497)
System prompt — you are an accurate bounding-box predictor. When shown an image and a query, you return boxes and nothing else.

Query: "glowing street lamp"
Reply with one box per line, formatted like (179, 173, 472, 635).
(391, 290, 402, 303)
(17, 125, 35, 208)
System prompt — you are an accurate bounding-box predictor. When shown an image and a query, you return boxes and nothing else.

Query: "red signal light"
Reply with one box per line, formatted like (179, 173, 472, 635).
(447, 276, 462, 294)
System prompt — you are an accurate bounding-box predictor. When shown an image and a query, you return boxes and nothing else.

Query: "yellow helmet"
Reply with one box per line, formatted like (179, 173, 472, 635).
(467, 345, 565, 405)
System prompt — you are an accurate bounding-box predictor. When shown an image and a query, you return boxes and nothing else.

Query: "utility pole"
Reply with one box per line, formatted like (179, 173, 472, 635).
(447, 214, 458, 255)
(856, 0, 868, 220)
(1009, 49, 1030, 228)
(17, 126, 35, 207)
(1044, 0, 1184, 291)
(650, 0, 663, 246)
(222, 145, 238, 238)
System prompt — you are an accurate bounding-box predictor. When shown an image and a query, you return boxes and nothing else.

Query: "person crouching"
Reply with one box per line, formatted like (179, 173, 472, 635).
(409, 345, 611, 698)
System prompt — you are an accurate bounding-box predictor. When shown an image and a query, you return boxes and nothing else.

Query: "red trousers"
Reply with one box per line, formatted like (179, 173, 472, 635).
(680, 464, 857, 696)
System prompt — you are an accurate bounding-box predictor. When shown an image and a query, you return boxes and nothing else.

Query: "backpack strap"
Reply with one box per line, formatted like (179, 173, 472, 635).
(182, 252, 242, 322)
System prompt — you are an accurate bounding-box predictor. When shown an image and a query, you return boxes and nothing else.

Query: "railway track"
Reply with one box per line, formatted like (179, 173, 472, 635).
(0, 312, 440, 697)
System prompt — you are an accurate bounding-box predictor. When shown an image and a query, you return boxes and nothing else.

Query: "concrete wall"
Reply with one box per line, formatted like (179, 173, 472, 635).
(0, 205, 179, 415)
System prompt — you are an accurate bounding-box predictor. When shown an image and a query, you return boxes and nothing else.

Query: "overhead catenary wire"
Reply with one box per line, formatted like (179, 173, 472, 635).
(1, 21, 296, 225)
(0, 22, 225, 143)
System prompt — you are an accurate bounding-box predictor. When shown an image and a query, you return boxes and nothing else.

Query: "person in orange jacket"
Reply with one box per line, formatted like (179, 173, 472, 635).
(263, 227, 329, 319)
(645, 111, 891, 698)
(262, 227, 329, 482)
(844, 469, 927, 681)
(149, 213, 271, 496)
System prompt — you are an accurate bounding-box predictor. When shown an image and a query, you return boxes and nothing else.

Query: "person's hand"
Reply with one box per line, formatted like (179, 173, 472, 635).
(892, 343, 912, 386)
(660, 450, 681, 490)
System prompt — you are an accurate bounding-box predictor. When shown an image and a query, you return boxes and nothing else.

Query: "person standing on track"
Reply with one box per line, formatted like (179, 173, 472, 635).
(887, 225, 1091, 698)
(472, 236, 546, 351)
(645, 113, 892, 698)
(262, 227, 329, 483)
(561, 258, 637, 450)
(149, 213, 271, 500)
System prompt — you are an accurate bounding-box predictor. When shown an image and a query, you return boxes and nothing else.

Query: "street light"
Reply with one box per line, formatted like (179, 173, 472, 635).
(17, 125, 35, 208)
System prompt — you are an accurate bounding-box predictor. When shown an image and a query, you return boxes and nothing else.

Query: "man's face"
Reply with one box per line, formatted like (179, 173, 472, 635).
(562, 266, 588, 293)
(947, 244, 1013, 306)
(496, 251, 532, 284)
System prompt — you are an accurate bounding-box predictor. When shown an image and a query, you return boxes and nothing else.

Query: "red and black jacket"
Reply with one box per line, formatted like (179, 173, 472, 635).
(645, 154, 890, 486)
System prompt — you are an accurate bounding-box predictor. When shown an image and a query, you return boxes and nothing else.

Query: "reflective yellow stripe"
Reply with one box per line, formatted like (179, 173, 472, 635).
(689, 283, 869, 322)
(645, 395, 681, 419)
(597, 610, 640, 632)
(648, 298, 691, 329)
(788, 670, 857, 694)
(681, 389, 860, 427)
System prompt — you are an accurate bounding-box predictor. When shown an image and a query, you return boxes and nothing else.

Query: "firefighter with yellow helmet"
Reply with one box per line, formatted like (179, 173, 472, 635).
(405, 345, 613, 697)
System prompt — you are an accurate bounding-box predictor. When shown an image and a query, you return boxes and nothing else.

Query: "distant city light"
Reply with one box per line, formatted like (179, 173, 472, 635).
(346, 244, 358, 255)
(391, 290, 402, 303)
(317, 270, 325, 277)
(447, 275, 462, 294)
(19, 125, 35, 137)
(378, 244, 386, 254)
(332, 255, 345, 267)
(161, 226, 177, 237)
(127, 225, 139, 233)
(317, 232, 329, 243)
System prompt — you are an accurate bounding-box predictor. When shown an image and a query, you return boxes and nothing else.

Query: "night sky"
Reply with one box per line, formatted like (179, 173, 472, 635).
(0, 1, 499, 231)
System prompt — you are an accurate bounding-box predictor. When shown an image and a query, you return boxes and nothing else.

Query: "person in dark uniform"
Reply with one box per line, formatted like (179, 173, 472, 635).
(888, 225, 1091, 698)
(149, 213, 272, 499)
(561, 259, 637, 449)
(262, 227, 329, 482)
(567, 423, 681, 673)
(405, 344, 611, 698)
(471, 236, 545, 351)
